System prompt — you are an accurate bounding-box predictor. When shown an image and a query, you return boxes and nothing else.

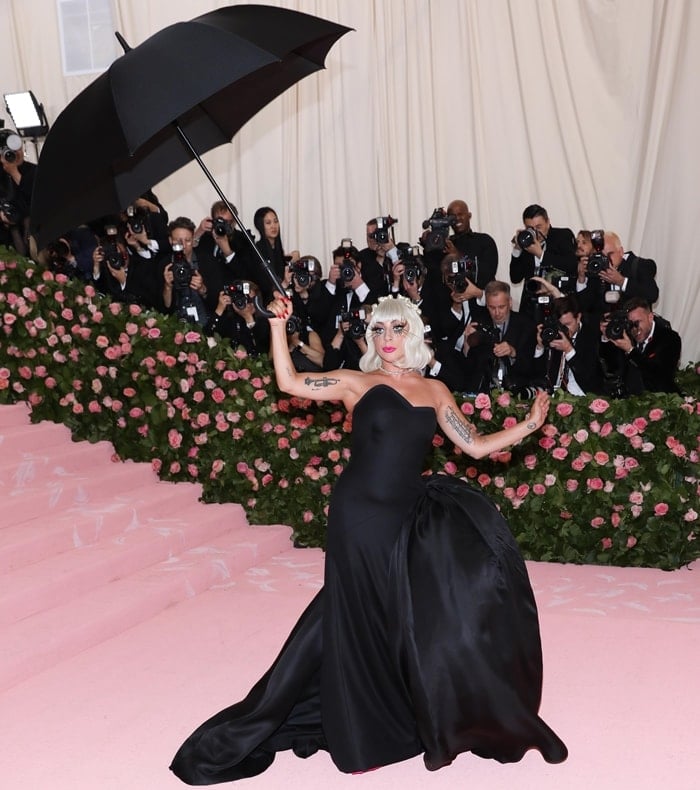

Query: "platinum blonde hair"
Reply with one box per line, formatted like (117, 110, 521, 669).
(359, 295, 432, 372)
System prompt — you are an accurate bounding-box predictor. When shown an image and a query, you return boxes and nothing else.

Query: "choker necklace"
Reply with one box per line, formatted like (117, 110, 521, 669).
(379, 364, 417, 377)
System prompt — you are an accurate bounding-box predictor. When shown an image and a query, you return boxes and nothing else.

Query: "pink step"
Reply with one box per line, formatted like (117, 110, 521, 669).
(0, 523, 294, 691)
(0, 500, 252, 626)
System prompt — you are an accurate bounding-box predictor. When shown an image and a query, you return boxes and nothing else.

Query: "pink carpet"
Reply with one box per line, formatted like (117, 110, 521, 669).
(0, 402, 697, 789)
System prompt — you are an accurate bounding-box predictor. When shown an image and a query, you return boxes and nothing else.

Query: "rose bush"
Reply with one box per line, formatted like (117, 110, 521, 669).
(1, 250, 699, 569)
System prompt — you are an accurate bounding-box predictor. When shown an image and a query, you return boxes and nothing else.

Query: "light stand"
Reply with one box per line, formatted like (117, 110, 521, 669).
(4, 91, 50, 161)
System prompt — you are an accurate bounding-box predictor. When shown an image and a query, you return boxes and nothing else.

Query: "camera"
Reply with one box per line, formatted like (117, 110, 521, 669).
(289, 258, 317, 289)
(369, 215, 397, 245)
(0, 129, 22, 163)
(0, 199, 21, 225)
(338, 308, 367, 339)
(421, 207, 456, 253)
(540, 315, 568, 347)
(397, 244, 425, 283)
(285, 314, 304, 336)
(473, 323, 502, 347)
(586, 228, 610, 275)
(509, 385, 543, 400)
(337, 238, 360, 282)
(171, 243, 194, 288)
(212, 216, 233, 237)
(100, 225, 123, 269)
(604, 310, 633, 341)
(224, 281, 251, 310)
(46, 239, 74, 275)
(125, 205, 148, 235)
(446, 255, 478, 293)
(517, 228, 537, 249)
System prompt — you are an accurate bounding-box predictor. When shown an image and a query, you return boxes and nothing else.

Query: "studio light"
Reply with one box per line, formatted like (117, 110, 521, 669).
(3, 91, 49, 138)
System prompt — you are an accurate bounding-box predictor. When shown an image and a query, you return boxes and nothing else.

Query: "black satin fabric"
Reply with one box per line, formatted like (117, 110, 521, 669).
(170, 385, 566, 784)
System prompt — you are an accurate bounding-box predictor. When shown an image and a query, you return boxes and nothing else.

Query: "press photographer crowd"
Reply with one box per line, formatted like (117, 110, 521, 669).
(0, 144, 681, 400)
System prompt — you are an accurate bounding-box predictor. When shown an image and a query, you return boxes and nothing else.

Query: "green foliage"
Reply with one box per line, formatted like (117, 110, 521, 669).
(1, 252, 698, 569)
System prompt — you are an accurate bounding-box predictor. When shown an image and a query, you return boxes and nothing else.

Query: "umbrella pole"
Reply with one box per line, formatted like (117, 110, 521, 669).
(173, 123, 285, 316)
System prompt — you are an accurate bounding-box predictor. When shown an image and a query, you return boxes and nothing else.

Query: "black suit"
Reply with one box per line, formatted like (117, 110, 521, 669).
(604, 318, 681, 395)
(510, 226, 577, 319)
(577, 252, 659, 317)
(534, 317, 605, 394)
(424, 230, 499, 291)
(466, 310, 537, 392)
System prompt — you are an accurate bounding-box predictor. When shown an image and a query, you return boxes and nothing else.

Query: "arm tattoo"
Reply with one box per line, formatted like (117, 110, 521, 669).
(303, 375, 341, 390)
(444, 405, 474, 444)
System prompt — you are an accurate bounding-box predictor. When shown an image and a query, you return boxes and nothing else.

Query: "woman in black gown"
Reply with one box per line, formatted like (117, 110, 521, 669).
(171, 295, 567, 784)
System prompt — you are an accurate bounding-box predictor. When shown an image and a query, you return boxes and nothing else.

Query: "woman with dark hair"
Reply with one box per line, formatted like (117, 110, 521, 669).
(253, 206, 299, 284)
(171, 294, 567, 784)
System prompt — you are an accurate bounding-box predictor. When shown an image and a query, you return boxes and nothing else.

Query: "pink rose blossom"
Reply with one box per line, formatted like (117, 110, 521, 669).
(544, 474, 556, 487)
(524, 454, 538, 470)
(611, 512, 621, 528)
(493, 476, 505, 489)
(629, 491, 644, 505)
(593, 451, 609, 465)
(168, 429, 183, 449)
(684, 509, 698, 522)
(648, 408, 664, 421)
(587, 477, 604, 491)
(589, 398, 610, 414)
(533, 483, 546, 495)
(599, 422, 613, 437)
(555, 402, 573, 417)
(303, 510, 314, 523)
(552, 447, 568, 461)
(477, 473, 492, 487)
(516, 483, 530, 498)
(460, 402, 474, 416)
(480, 408, 493, 421)
(539, 437, 556, 450)
(566, 479, 579, 492)
(626, 535, 637, 548)
(601, 537, 613, 550)
(474, 393, 491, 409)
(496, 392, 511, 407)
(654, 503, 669, 516)
(591, 517, 605, 527)
(503, 487, 516, 500)
(502, 416, 517, 428)
(253, 389, 267, 402)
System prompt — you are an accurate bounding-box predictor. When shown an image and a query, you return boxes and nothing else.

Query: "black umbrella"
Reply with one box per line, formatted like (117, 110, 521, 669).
(30, 3, 351, 297)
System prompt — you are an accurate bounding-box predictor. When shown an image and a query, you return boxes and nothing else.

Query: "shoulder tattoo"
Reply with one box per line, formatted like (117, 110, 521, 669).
(303, 375, 341, 390)
(444, 405, 474, 444)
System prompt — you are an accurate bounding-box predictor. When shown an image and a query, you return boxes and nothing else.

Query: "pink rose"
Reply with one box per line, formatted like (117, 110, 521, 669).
(277, 437, 290, 450)
(516, 483, 530, 498)
(168, 429, 183, 449)
(648, 408, 664, 421)
(566, 479, 579, 492)
(556, 402, 573, 417)
(303, 510, 314, 523)
(684, 509, 698, 522)
(211, 387, 226, 404)
(620, 423, 638, 438)
(601, 537, 613, 550)
(589, 398, 610, 414)
(493, 476, 505, 489)
(544, 474, 556, 487)
(477, 473, 491, 487)
(502, 416, 517, 429)
(626, 535, 637, 548)
(524, 454, 538, 470)
(552, 447, 568, 461)
(474, 393, 491, 409)
(611, 512, 621, 528)
(593, 451, 609, 465)
(95, 335, 109, 348)
(496, 392, 511, 407)
(591, 516, 605, 527)
(587, 477, 604, 491)
(654, 503, 669, 516)
(253, 389, 267, 401)
(460, 402, 474, 416)
(533, 483, 546, 495)
(599, 422, 613, 437)
(538, 437, 556, 450)
(444, 461, 458, 475)
(480, 409, 493, 421)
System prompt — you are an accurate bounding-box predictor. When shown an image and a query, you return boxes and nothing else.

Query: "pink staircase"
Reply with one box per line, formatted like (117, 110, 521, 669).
(0, 402, 295, 691)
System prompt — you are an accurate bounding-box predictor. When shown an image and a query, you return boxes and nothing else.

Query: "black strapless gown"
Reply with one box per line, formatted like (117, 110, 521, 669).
(171, 385, 567, 784)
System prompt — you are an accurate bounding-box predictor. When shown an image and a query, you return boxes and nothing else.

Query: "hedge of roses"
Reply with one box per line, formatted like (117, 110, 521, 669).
(1, 249, 698, 570)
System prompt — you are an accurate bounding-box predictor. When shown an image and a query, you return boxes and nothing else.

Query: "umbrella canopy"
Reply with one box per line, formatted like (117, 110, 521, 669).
(31, 4, 351, 248)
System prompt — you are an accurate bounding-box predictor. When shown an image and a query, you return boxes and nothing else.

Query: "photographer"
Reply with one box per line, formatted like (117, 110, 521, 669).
(463, 280, 536, 393)
(600, 297, 681, 395)
(322, 240, 382, 341)
(160, 217, 210, 325)
(576, 231, 659, 317)
(323, 306, 370, 372)
(287, 255, 334, 337)
(204, 280, 270, 357)
(0, 129, 36, 256)
(358, 216, 400, 295)
(92, 224, 160, 307)
(533, 294, 605, 395)
(193, 200, 260, 293)
(421, 200, 498, 291)
(510, 204, 577, 320)
(121, 191, 170, 254)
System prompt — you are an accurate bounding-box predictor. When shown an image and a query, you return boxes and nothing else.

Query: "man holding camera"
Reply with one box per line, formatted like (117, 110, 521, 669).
(510, 204, 578, 320)
(461, 280, 537, 393)
(576, 231, 659, 317)
(533, 294, 605, 395)
(0, 129, 36, 256)
(204, 280, 270, 357)
(600, 297, 681, 395)
(159, 217, 211, 325)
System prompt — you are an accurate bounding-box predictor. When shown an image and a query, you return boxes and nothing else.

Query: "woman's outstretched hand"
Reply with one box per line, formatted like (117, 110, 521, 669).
(266, 291, 291, 326)
(526, 390, 550, 430)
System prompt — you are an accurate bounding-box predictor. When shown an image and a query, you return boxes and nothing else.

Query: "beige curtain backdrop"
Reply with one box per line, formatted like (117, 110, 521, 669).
(1, 0, 698, 362)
